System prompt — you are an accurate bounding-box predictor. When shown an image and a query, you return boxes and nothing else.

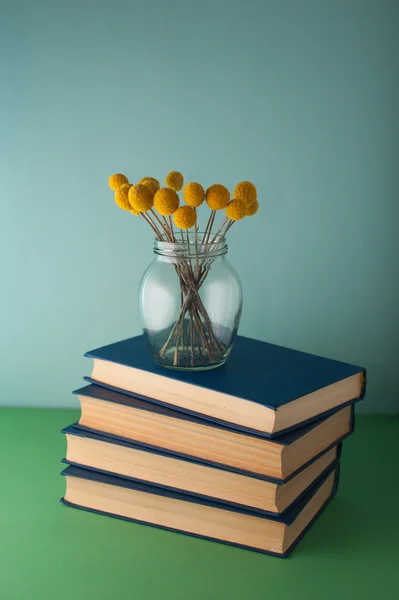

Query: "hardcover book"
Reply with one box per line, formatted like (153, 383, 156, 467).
(74, 383, 354, 482)
(85, 335, 365, 436)
(63, 422, 341, 515)
(61, 463, 340, 557)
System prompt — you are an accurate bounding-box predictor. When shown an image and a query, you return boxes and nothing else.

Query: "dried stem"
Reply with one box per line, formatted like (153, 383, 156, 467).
(208, 210, 216, 241)
(168, 216, 176, 241)
(185, 231, 197, 363)
(194, 322, 204, 358)
(209, 217, 228, 245)
(159, 285, 200, 358)
(192, 305, 216, 362)
(189, 311, 195, 366)
(186, 229, 191, 257)
(202, 210, 215, 246)
(141, 213, 163, 238)
(150, 209, 171, 240)
(173, 335, 179, 365)
(162, 216, 174, 241)
(203, 210, 216, 247)
(224, 219, 235, 235)
(194, 224, 199, 271)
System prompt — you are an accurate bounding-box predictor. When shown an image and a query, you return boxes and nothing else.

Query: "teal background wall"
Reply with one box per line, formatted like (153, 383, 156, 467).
(1, 0, 398, 412)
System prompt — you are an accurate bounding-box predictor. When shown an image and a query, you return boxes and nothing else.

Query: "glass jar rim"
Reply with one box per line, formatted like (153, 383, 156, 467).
(154, 231, 227, 259)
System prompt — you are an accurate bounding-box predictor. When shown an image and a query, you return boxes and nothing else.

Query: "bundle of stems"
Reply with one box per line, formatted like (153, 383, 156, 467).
(143, 211, 231, 366)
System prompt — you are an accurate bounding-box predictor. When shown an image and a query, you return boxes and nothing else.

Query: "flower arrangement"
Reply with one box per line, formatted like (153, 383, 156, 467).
(108, 170, 258, 369)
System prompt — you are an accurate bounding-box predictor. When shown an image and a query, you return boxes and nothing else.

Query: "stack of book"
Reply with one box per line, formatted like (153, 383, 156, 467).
(61, 335, 365, 557)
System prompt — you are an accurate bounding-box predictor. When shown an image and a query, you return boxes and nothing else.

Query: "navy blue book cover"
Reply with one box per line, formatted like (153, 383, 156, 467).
(63, 422, 342, 512)
(85, 335, 365, 436)
(73, 383, 352, 483)
(61, 463, 339, 557)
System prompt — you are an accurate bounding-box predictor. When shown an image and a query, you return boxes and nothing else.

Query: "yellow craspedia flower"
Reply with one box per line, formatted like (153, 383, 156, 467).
(183, 182, 204, 207)
(226, 199, 246, 221)
(246, 198, 259, 216)
(206, 184, 230, 210)
(129, 207, 140, 216)
(140, 176, 159, 186)
(233, 181, 257, 208)
(154, 188, 179, 216)
(128, 184, 154, 213)
(108, 173, 129, 191)
(165, 171, 184, 192)
(139, 177, 160, 195)
(114, 183, 132, 210)
(173, 205, 197, 229)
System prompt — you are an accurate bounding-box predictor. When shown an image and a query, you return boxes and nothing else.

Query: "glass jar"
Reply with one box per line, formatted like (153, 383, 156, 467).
(139, 233, 243, 370)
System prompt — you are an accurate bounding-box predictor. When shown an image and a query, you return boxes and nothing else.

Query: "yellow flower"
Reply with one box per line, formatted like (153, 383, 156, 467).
(183, 182, 204, 207)
(226, 199, 246, 221)
(173, 205, 197, 229)
(154, 188, 179, 216)
(108, 173, 129, 191)
(206, 184, 230, 210)
(128, 184, 154, 213)
(233, 181, 257, 210)
(165, 171, 184, 192)
(114, 183, 132, 210)
(245, 198, 259, 216)
(140, 176, 159, 186)
(140, 177, 160, 195)
(129, 207, 140, 216)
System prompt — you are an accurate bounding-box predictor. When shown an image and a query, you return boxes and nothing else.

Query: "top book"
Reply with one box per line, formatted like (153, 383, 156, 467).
(85, 335, 365, 437)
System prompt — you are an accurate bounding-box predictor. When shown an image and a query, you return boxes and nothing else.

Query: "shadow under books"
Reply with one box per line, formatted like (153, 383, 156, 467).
(298, 496, 387, 556)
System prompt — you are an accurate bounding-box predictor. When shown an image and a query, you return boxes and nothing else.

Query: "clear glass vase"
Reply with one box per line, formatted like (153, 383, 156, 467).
(139, 233, 243, 370)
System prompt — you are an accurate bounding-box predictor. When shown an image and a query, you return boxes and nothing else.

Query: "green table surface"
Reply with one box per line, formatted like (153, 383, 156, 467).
(1, 409, 399, 600)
